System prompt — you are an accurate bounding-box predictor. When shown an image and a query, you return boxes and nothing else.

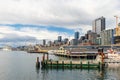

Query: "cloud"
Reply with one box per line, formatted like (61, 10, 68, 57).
(0, 34, 37, 42)
(0, 0, 120, 46)
(0, 26, 73, 46)
(0, 0, 119, 29)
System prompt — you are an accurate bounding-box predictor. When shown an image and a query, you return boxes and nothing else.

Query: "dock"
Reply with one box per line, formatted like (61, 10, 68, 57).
(27, 50, 48, 53)
(27, 45, 48, 53)
(41, 60, 103, 69)
(39, 48, 105, 70)
(34, 48, 106, 70)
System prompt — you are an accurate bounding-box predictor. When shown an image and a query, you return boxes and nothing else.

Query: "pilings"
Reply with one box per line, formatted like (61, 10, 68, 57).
(36, 49, 106, 70)
(42, 53, 49, 61)
(36, 53, 49, 69)
(36, 57, 40, 68)
(38, 57, 105, 70)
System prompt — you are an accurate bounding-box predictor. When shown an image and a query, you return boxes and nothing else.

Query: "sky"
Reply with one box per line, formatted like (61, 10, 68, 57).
(0, 0, 120, 47)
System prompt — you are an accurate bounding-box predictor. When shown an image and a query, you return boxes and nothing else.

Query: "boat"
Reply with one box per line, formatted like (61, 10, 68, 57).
(54, 46, 104, 59)
(104, 48, 120, 63)
(2, 46, 12, 51)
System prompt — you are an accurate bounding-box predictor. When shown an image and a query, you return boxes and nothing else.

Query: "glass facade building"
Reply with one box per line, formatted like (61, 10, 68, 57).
(100, 29, 114, 45)
(74, 31, 79, 40)
(58, 36, 62, 42)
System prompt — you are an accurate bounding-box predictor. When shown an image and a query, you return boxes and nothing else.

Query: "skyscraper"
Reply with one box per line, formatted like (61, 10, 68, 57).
(74, 31, 79, 40)
(100, 29, 114, 45)
(92, 16, 106, 34)
(58, 36, 62, 42)
(64, 38, 68, 44)
(43, 39, 46, 45)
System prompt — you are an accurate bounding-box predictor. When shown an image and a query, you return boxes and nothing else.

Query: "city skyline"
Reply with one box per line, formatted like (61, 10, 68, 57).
(0, 0, 120, 46)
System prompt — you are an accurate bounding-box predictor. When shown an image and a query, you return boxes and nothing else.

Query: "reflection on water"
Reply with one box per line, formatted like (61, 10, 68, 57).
(0, 51, 120, 80)
(40, 69, 105, 80)
(36, 67, 40, 74)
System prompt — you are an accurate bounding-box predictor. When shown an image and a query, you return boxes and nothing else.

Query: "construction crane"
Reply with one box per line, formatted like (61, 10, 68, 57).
(114, 15, 119, 28)
(114, 15, 120, 36)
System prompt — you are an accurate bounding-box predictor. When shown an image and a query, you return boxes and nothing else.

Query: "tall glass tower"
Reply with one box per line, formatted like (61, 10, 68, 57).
(92, 16, 106, 34)
(74, 31, 79, 40)
(58, 36, 62, 42)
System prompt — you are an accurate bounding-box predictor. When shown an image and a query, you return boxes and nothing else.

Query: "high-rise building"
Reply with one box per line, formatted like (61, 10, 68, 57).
(79, 36, 85, 43)
(87, 31, 98, 44)
(43, 39, 46, 45)
(47, 41, 52, 46)
(70, 39, 78, 45)
(54, 40, 58, 44)
(58, 36, 62, 42)
(100, 29, 114, 45)
(63, 38, 68, 44)
(74, 31, 79, 40)
(85, 34, 88, 39)
(92, 16, 106, 34)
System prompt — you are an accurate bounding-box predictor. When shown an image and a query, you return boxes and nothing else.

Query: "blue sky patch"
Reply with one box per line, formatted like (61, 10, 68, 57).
(0, 24, 74, 35)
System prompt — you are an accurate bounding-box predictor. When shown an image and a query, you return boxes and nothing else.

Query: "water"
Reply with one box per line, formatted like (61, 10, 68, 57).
(0, 51, 120, 80)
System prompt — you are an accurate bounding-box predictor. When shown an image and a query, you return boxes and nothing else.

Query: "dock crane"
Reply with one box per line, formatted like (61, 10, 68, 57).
(114, 15, 120, 36)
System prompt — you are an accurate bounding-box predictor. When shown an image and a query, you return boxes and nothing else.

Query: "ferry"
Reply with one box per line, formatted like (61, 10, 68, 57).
(55, 47, 107, 59)
(2, 46, 12, 51)
(104, 48, 120, 63)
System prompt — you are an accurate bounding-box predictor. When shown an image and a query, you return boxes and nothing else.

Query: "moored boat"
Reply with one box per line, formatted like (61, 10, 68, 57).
(2, 46, 12, 51)
(104, 48, 120, 63)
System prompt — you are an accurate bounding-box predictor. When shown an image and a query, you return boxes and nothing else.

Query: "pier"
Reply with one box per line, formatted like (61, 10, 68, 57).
(41, 60, 102, 69)
(39, 48, 105, 70)
(27, 50, 48, 53)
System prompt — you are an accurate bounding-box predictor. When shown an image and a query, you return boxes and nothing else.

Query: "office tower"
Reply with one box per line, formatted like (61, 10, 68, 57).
(58, 36, 62, 42)
(92, 16, 106, 34)
(43, 39, 46, 45)
(74, 31, 79, 40)
(100, 29, 114, 45)
(70, 39, 78, 45)
(64, 38, 68, 44)
(47, 41, 52, 46)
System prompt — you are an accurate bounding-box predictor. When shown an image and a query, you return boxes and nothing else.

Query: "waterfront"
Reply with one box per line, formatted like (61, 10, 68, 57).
(0, 51, 120, 80)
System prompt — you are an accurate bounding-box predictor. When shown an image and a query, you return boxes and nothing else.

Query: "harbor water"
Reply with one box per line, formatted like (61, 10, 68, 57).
(0, 51, 120, 80)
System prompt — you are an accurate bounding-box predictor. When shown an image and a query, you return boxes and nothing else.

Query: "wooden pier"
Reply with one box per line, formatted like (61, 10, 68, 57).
(27, 50, 48, 53)
(41, 60, 103, 69)
(35, 48, 106, 70)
